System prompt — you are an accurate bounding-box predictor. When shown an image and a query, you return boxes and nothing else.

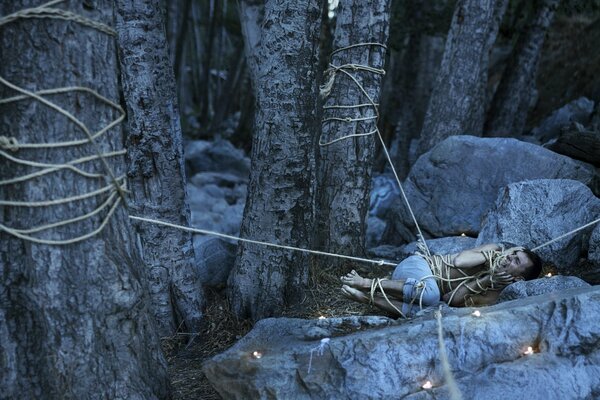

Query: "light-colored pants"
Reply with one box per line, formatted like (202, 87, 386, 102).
(391, 255, 440, 316)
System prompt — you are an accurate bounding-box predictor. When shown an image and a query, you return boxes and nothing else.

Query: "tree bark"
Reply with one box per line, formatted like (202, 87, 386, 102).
(484, 0, 560, 137)
(315, 0, 391, 266)
(417, 0, 508, 155)
(0, 1, 169, 398)
(384, 0, 451, 179)
(115, 0, 205, 336)
(227, 0, 322, 320)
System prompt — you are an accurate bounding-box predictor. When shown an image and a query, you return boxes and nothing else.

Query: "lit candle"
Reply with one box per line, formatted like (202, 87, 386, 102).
(471, 310, 481, 317)
(252, 351, 263, 359)
(422, 381, 433, 389)
(545, 273, 552, 277)
(460, 233, 466, 237)
(524, 346, 534, 355)
(318, 316, 326, 320)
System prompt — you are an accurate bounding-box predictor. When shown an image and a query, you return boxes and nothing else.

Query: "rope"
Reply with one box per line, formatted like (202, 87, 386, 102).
(532, 216, 600, 251)
(129, 216, 396, 267)
(0, 1, 126, 245)
(319, 42, 432, 257)
(435, 306, 462, 400)
(0, 0, 116, 36)
(369, 278, 406, 318)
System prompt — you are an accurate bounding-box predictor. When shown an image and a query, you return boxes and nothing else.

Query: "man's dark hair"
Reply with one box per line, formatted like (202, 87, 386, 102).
(522, 248, 542, 280)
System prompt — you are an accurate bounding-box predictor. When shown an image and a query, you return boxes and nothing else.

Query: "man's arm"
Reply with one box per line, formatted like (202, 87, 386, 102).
(442, 275, 491, 306)
(450, 243, 501, 269)
(453, 290, 501, 307)
(443, 272, 512, 307)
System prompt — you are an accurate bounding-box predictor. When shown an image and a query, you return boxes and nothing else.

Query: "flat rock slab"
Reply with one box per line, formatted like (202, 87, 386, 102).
(204, 286, 600, 399)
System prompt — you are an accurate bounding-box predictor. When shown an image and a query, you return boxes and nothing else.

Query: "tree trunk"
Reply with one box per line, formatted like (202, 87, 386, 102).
(484, 0, 560, 137)
(315, 0, 391, 266)
(115, 0, 205, 336)
(0, 1, 169, 398)
(384, 0, 451, 178)
(417, 0, 508, 155)
(227, 0, 322, 320)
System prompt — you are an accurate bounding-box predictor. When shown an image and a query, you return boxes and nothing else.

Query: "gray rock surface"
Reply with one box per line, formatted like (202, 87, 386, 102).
(498, 275, 590, 302)
(590, 224, 600, 265)
(187, 172, 247, 238)
(204, 286, 600, 399)
(528, 96, 595, 144)
(400, 236, 477, 259)
(367, 236, 477, 266)
(477, 179, 600, 273)
(386, 136, 596, 243)
(367, 175, 401, 246)
(184, 139, 251, 178)
(194, 237, 237, 288)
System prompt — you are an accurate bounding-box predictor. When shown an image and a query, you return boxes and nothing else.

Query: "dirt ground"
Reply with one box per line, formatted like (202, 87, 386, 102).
(163, 261, 393, 399)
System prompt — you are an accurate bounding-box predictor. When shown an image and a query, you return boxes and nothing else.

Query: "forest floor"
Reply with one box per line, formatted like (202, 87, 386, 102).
(163, 261, 393, 399)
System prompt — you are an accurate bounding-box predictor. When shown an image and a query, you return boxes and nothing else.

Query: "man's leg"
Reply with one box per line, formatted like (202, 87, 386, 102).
(340, 285, 405, 317)
(341, 270, 406, 300)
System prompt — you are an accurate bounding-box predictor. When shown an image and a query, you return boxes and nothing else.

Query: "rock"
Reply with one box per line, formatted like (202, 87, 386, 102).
(184, 139, 250, 178)
(367, 245, 405, 263)
(187, 172, 247, 238)
(528, 97, 595, 144)
(498, 276, 590, 302)
(477, 179, 600, 273)
(194, 237, 237, 288)
(204, 286, 600, 400)
(588, 224, 600, 279)
(386, 136, 596, 242)
(369, 174, 400, 220)
(399, 236, 477, 260)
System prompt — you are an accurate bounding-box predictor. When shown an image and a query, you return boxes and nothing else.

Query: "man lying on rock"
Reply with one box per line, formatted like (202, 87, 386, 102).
(341, 243, 542, 317)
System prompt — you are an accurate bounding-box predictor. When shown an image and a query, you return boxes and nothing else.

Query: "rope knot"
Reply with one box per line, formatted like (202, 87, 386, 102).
(0, 135, 20, 151)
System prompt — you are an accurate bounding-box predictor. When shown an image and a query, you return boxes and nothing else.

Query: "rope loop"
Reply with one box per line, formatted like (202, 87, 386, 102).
(0, 135, 19, 151)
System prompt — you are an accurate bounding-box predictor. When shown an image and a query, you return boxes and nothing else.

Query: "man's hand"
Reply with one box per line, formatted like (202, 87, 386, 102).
(491, 270, 514, 289)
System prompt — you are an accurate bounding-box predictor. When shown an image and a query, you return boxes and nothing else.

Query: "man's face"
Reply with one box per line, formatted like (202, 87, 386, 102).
(498, 251, 532, 279)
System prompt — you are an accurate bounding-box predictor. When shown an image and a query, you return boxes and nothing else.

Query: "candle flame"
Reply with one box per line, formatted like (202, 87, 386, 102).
(472, 310, 481, 317)
(252, 351, 263, 359)
(545, 273, 552, 277)
(524, 346, 534, 355)
(422, 381, 433, 389)
(318, 316, 326, 320)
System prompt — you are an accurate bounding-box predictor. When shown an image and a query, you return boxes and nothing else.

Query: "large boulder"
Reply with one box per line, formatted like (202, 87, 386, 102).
(498, 276, 590, 302)
(528, 97, 595, 144)
(204, 286, 600, 399)
(477, 179, 600, 273)
(385, 136, 596, 243)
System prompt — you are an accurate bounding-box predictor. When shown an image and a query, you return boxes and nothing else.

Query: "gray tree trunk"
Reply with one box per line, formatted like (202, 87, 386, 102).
(315, 0, 391, 265)
(384, 0, 451, 179)
(484, 0, 560, 137)
(417, 0, 508, 155)
(115, 0, 205, 336)
(227, 0, 322, 320)
(0, 1, 169, 398)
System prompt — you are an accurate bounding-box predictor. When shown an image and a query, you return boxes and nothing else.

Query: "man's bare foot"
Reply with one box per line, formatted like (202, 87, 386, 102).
(341, 284, 369, 304)
(340, 270, 371, 290)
